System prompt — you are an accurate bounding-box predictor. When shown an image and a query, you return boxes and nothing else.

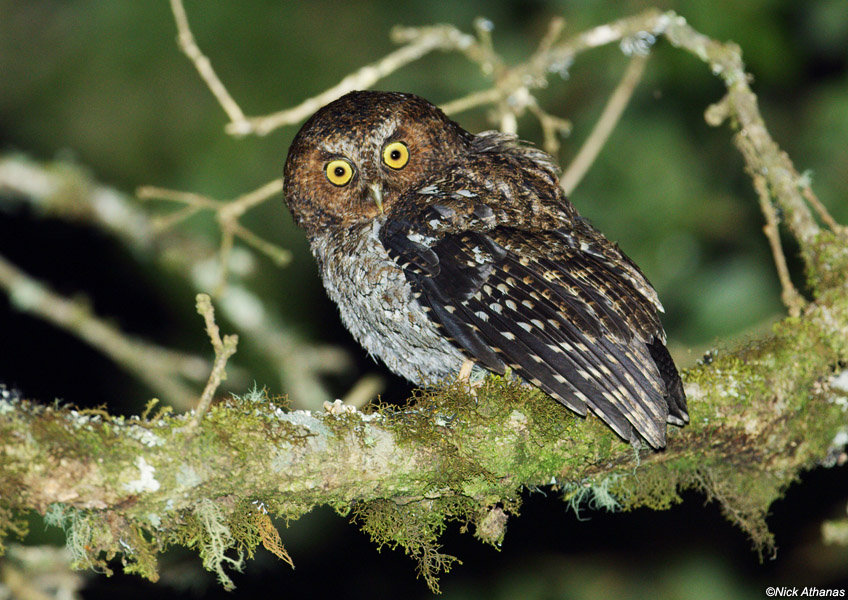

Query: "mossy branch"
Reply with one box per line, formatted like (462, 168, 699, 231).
(2, 274, 848, 589)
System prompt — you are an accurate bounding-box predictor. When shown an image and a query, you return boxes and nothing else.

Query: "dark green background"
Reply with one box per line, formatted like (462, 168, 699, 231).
(1, 1, 846, 598)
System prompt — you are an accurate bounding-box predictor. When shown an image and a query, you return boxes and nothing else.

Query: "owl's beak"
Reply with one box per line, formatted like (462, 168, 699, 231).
(368, 183, 384, 214)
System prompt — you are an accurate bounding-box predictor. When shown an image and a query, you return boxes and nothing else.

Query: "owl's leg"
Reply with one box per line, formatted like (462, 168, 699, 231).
(458, 358, 475, 382)
(457, 358, 488, 400)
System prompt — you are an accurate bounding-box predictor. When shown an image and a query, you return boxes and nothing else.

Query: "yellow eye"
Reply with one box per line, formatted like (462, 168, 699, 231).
(382, 141, 409, 170)
(325, 159, 353, 186)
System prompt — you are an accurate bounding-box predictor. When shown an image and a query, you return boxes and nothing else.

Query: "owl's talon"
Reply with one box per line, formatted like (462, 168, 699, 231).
(323, 399, 357, 415)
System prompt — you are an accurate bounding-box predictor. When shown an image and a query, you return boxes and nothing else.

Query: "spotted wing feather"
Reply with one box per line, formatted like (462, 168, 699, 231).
(381, 199, 684, 448)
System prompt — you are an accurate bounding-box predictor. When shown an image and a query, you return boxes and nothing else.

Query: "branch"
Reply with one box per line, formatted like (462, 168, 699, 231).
(1, 283, 847, 585)
(137, 180, 290, 294)
(168, 6, 848, 295)
(0, 155, 347, 409)
(0, 252, 204, 408)
(227, 24, 475, 136)
(170, 0, 247, 130)
(753, 173, 806, 317)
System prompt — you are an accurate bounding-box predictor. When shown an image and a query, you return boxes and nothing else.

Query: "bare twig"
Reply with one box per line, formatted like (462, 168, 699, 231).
(0, 252, 206, 407)
(227, 26, 474, 136)
(187, 293, 238, 431)
(218, 179, 283, 221)
(1, 155, 344, 409)
(136, 185, 218, 232)
(801, 181, 845, 233)
(560, 54, 648, 195)
(752, 174, 806, 317)
(440, 88, 502, 116)
(535, 16, 567, 57)
(2, 8, 848, 594)
(138, 179, 291, 292)
(339, 374, 385, 409)
(170, 0, 248, 130)
(527, 101, 573, 157)
(669, 21, 823, 253)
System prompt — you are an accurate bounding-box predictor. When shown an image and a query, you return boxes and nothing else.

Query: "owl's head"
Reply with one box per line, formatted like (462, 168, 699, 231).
(284, 91, 471, 236)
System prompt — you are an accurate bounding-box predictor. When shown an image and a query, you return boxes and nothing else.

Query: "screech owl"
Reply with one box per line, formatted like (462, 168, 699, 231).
(283, 90, 688, 448)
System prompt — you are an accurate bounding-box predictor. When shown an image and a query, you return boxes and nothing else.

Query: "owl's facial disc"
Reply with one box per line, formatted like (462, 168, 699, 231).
(284, 90, 472, 235)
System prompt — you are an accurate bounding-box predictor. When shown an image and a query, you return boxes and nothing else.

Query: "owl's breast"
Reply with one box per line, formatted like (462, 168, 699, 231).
(310, 220, 466, 385)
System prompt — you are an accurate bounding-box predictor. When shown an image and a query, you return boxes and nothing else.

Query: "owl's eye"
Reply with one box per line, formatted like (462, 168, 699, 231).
(325, 159, 354, 186)
(382, 141, 409, 170)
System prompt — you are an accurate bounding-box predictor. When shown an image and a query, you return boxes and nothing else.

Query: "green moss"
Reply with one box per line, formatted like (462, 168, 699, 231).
(0, 504, 28, 557)
(4, 285, 847, 592)
(191, 499, 245, 591)
(805, 230, 848, 295)
(610, 465, 684, 512)
(687, 465, 785, 556)
(561, 475, 622, 517)
(352, 496, 470, 593)
(120, 524, 161, 581)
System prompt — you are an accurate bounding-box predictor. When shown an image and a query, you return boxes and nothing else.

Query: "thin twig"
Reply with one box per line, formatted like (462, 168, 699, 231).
(666, 18, 824, 252)
(527, 100, 573, 157)
(440, 88, 502, 116)
(150, 204, 204, 233)
(139, 179, 290, 289)
(0, 252, 205, 407)
(535, 16, 567, 57)
(801, 182, 844, 233)
(218, 179, 283, 221)
(560, 54, 648, 195)
(229, 221, 292, 267)
(752, 174, 806, 317)
(137, 186, 220, 209)
(187, 293, 238, 431)
(228, 27, 472, 136)
(170, 0, 248, 130)
(217, 180, 291, 266)
(1, 155, 341, 409)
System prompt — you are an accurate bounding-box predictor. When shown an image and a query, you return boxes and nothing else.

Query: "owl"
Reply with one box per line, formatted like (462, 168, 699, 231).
(283, 90, 688, 448)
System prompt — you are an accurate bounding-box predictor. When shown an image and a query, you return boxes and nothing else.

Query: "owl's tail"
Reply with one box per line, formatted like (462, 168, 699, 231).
(647, 339, 689, 427)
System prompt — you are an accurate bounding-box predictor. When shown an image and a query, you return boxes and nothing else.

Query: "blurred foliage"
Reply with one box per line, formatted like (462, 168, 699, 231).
(1, 0, 846, 355)
(0, 0, 846, 598)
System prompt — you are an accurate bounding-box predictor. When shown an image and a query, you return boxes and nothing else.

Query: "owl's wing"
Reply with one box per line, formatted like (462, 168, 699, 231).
(380, 199, 686, 448)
